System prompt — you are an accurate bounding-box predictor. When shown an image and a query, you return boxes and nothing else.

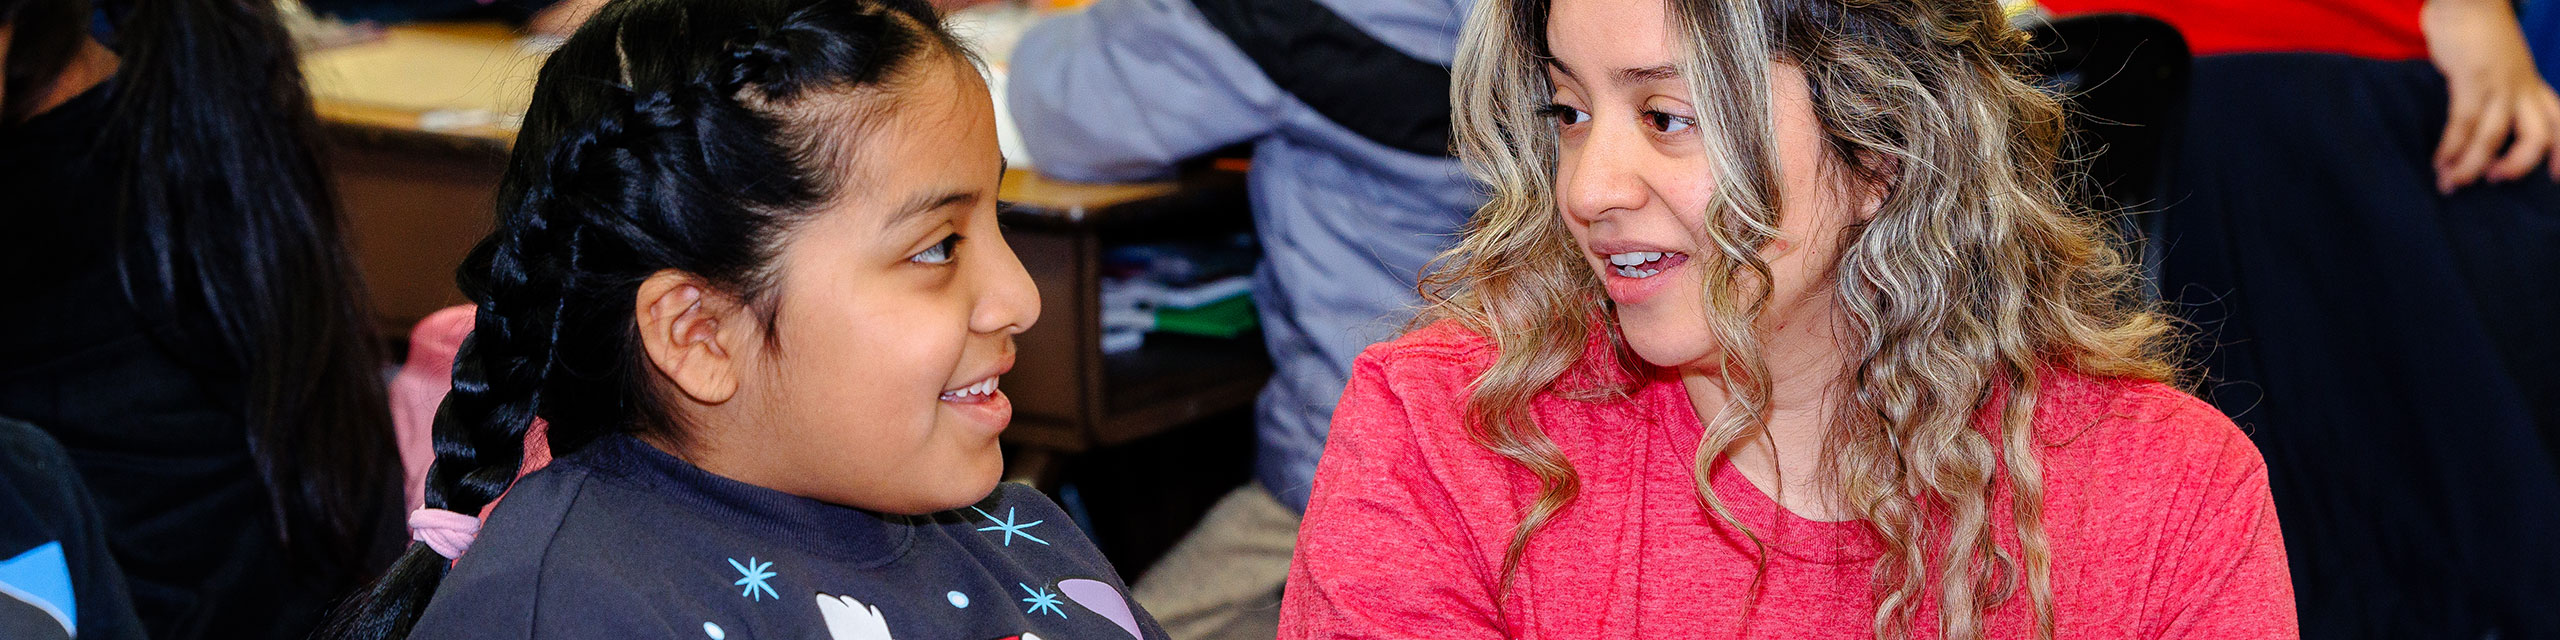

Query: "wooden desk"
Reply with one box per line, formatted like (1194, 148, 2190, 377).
(304, 22, 1268, 455)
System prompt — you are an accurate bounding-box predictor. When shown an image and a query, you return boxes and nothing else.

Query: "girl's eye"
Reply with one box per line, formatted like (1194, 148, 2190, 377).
(910, 234, 962, 265)
(1538, 103, 1591, 128)
(1644, 110, 1695, 134)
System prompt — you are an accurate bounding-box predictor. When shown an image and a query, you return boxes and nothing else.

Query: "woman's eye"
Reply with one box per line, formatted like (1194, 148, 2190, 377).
(1645, 110, 1695, 134)
(1539, 103, 1591, 128)
(910, 234, 962, 265)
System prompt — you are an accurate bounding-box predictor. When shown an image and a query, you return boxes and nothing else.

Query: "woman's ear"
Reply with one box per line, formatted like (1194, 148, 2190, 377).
(1851, 152, 1898, 221)
(635, 270, 751, 405)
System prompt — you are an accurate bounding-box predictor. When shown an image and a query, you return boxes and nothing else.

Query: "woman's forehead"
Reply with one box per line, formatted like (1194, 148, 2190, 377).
(1544, 0, 1677, 86)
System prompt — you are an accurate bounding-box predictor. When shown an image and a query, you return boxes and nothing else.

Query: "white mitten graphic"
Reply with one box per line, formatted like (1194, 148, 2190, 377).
(814, 592, 894, 640)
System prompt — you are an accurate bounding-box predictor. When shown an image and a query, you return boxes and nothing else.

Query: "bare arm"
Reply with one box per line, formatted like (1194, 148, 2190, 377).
(2424, 0, 2560, 191)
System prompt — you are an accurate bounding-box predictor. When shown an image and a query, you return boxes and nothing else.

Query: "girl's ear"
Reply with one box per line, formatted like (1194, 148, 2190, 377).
(636, 270, 751, 405)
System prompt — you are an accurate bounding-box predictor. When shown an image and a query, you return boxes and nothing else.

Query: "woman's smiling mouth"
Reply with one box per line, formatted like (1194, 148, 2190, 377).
(1606, 250, 1688, 278)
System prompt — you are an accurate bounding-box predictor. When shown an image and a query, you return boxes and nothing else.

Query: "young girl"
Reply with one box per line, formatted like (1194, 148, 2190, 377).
(1280, 0, 2293, 638)
(326, 1, 1164, 638)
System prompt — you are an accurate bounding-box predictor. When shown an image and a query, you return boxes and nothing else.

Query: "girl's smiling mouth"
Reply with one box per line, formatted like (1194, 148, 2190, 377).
(939, 356, 1015, 433)
(939, 375, 1002, 403)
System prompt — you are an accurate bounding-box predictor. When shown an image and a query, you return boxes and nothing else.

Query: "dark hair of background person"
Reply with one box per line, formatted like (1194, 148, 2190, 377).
(318, 0, 967, 636)
(0, 0, 401, 591)
(1, 0, 84, 121)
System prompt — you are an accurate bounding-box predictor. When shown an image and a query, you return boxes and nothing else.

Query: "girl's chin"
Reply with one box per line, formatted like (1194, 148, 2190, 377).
(876, 450, 1006, 515)
(888, 476, 1002, 516)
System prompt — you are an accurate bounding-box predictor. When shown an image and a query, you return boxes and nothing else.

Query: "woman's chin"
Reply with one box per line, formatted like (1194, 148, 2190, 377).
(1618, 323, 1720, 372)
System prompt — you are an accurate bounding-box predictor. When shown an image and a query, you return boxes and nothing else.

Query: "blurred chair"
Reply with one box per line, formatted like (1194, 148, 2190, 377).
(388, 305, 550, 516)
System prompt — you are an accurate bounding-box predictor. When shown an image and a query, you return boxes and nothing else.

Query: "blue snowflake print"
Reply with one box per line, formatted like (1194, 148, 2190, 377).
(1020, 582, 1067, 618)
(972, 506, 1050, 546)
(729, 557, 779, 601)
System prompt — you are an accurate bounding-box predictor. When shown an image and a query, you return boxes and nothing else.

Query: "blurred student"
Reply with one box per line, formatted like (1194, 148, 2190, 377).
(0, 0, 404, 639)
(1008, 1, 1480, 636)
(0, 417, 145, 640)
(304, 0, 612, 37)
(2037, 0, 2560, 636)
(302, 0, 997, 38)
(1284, 0, 2295, 636)
(322, 1, 1163, 638)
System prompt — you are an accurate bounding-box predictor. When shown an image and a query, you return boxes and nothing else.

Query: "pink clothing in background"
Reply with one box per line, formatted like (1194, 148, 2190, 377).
(389, 304, 552, 515)
(1279, 322, 2297, 639)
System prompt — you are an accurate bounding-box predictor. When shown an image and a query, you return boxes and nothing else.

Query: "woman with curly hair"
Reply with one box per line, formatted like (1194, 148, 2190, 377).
(1277, 0, 2295, 637)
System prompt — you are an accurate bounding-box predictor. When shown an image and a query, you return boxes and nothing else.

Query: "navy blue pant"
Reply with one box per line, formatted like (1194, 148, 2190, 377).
(2159, 53, 2560, 639)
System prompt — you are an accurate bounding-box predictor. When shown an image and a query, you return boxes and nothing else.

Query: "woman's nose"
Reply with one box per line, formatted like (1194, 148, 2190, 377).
(1559, 122, 1651, 224)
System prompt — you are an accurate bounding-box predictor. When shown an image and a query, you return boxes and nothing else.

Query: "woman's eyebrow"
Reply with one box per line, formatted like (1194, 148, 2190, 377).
(1616, 64, 1680, 84)
(1546, 60, 1680, 87)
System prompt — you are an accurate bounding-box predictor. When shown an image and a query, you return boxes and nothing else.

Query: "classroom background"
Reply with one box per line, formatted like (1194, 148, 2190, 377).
(4, 0, 2558, 638)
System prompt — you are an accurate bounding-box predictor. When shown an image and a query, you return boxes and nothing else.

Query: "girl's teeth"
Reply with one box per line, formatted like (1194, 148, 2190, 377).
(942, 377, 1001, 401)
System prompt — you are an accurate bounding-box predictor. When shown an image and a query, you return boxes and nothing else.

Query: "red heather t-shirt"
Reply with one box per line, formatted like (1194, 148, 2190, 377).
(2039, 0, 2427, 60)
(1279, 322, 2296, 639)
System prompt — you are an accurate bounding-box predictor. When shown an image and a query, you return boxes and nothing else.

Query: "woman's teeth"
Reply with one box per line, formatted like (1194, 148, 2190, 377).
(1607, 251, 1679, 278)
(940, 377, 1000, 402)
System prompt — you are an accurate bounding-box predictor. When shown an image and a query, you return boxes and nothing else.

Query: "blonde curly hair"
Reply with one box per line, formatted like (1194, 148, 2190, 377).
(1417, 0, 2181, 637)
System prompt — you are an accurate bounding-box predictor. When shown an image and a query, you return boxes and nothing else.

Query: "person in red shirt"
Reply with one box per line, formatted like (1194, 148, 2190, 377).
(1278, 0, 2298, 637)
(2035, 0, 2560, 637)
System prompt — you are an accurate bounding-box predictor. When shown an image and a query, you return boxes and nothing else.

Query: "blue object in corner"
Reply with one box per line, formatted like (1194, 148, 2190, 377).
(0, 541, 76, 636)
(2530, 0, 2560, 82)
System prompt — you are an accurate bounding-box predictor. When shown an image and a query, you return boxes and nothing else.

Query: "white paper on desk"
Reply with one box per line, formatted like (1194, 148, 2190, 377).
(987, 68, 1029, 167)
(419, 108, 502, 132)
(949, 2, 1037, 167)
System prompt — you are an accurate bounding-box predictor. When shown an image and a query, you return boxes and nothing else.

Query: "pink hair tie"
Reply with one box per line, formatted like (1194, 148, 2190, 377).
(408, 508, 482, 560)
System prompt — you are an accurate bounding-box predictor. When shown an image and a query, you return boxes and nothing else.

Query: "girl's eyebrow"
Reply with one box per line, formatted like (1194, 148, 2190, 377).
(884, 189, 983, 231)
(881, 159, 1007, 231)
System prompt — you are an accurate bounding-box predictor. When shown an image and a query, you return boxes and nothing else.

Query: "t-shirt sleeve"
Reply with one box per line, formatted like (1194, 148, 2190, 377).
(1279, 350, 1509, 639)
(2146, 406, 2299, 639)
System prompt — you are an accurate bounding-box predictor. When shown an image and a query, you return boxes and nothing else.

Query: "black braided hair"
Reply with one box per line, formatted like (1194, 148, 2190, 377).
(321, 0, 959, 636)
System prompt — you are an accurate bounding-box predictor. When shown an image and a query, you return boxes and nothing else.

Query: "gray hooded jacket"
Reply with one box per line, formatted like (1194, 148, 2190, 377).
(1008, 0, 1483, 511)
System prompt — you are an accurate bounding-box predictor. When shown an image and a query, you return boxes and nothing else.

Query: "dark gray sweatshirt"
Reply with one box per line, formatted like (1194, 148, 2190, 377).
(411, 434, 1164, 640)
